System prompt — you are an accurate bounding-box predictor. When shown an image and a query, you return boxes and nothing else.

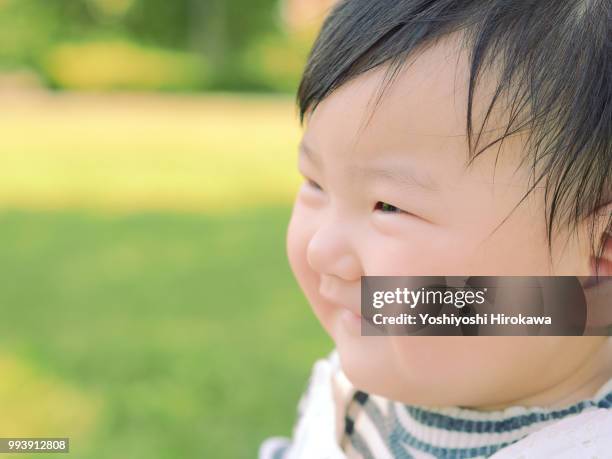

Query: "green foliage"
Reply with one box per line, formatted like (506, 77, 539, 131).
(241, 33, 311, 93)
(0, 0, 306, 92)
(42, 40, 209, 91)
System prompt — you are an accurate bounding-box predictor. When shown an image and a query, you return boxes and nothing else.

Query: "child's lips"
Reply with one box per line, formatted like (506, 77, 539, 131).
(318, 275, 362, 317)
(319, 292, 362, 318)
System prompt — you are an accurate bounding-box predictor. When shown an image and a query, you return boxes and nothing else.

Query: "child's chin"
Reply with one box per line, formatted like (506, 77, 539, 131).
(333, 335, 482, 406)
(332, 332, 407, 398)
(339, 356, 468, 406)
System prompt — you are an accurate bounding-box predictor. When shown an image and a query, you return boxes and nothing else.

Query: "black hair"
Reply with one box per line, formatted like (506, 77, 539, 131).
(297, 0, 611, 274)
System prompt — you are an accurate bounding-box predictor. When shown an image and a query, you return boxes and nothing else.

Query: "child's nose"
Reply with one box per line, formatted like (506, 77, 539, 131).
(306, 217, 362, 281)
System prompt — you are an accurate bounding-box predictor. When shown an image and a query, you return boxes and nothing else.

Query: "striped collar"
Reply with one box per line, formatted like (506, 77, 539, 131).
(341, 377, 612, 458)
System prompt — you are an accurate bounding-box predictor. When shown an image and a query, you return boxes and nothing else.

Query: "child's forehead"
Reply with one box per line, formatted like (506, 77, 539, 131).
(303, 31, 505, 161)
(301, 34, 529, 192)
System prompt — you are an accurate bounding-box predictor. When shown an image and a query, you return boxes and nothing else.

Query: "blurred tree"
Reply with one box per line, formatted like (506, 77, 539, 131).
(103, 0, 284, 89)
(185, 0, 284, 89)
(0, 0, 307, 92)
(123, 0, 190, 48)
(282, 0, 337, 33)
(189, 0, 226, 73)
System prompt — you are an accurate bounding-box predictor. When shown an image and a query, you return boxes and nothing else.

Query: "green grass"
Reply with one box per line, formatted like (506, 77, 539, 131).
(0, 93, 303, 212)
(0, 208, 332, 458)
(0, 94, 332, 458)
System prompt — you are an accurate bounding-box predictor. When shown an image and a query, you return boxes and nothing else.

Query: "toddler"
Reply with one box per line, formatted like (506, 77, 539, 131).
(261, 0, 612, 457)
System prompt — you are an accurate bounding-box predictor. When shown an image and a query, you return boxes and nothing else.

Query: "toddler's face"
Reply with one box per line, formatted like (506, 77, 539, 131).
(287, 34, 603, 408)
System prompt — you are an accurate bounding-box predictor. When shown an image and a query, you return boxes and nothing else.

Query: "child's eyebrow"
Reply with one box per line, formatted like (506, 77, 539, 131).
(299, 140, 438, 192)
(298, 140, 322, 168)
(360, 166, 438, 193)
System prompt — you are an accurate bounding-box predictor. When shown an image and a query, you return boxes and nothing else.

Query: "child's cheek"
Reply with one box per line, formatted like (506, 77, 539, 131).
(286, 202, 338, 337)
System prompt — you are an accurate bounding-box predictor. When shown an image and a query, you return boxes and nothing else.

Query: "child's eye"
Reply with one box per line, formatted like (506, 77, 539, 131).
(374, 201, 404, 213)
(306, 179, 323, 191)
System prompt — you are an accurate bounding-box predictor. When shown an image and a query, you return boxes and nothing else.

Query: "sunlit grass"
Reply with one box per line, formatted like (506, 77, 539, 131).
(0, 353, 100, 459)
(0, 93, 303, 212)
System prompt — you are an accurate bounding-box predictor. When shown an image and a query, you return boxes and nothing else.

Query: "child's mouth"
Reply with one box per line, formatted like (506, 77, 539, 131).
(318, 275, 363, 318)
(321, 294, 362, 318)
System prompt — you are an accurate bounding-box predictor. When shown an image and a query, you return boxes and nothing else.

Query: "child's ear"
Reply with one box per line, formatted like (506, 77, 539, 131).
(582, 201, 612, 331)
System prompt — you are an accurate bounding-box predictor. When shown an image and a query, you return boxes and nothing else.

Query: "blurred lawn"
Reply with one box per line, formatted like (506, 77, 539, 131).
(0, 92, 304, 211)
(0, 94, 332, 458)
